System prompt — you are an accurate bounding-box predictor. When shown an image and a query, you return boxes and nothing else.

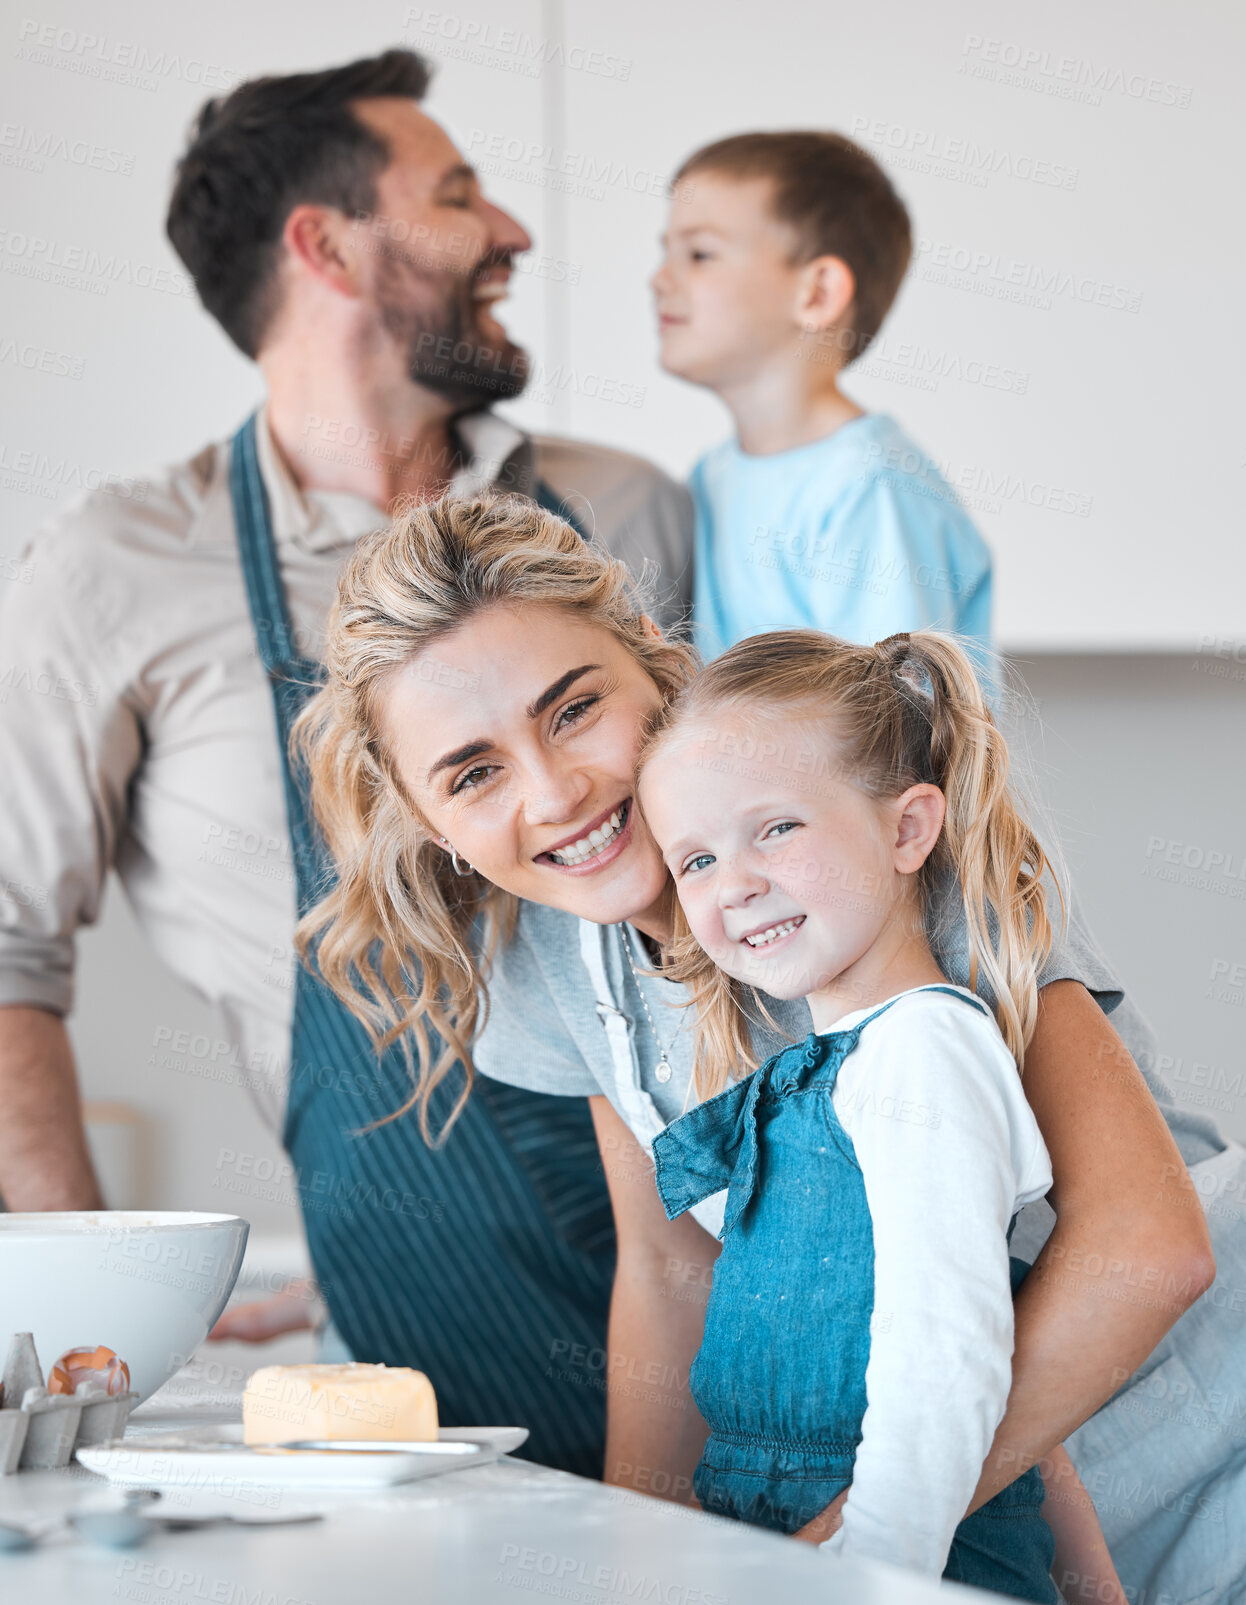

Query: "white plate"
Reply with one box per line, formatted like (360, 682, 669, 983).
(76, 1424, 529, 1489)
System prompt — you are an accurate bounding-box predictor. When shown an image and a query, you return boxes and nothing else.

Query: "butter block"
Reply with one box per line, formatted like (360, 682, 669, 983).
(242, 1363, 438, 1446)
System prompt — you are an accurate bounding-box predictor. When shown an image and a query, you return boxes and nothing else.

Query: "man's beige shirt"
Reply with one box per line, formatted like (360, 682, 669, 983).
(0, 409, 692, 1131)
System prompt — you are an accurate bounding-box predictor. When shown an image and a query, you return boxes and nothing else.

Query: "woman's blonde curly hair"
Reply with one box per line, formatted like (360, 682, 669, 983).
(291, 490, 697, 1144)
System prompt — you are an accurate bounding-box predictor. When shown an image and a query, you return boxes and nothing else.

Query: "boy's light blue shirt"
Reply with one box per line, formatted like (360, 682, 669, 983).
(690, 413, 992, 658)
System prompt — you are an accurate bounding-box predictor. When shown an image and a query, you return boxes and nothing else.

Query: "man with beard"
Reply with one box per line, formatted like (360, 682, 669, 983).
(0, 50, 690, 1478)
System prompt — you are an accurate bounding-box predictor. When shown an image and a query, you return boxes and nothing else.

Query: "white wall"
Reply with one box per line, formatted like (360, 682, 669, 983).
(1003, 653, 1246, 1143)
(2, 0, 1241, 646)
(1, 1, 1243, 1227)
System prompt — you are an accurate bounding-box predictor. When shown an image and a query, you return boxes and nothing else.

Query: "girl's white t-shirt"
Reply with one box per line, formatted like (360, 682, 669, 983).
(813, 984, 1052, 1577)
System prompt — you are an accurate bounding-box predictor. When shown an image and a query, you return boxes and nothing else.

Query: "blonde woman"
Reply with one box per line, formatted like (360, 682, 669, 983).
(296, 492, 1239, 1603)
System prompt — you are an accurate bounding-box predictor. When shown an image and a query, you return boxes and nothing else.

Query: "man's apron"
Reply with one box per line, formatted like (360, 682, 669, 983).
(229, 414, 615, 1478)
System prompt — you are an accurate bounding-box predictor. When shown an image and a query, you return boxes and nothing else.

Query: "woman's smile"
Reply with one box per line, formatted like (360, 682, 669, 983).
(536, 798, 635, 873)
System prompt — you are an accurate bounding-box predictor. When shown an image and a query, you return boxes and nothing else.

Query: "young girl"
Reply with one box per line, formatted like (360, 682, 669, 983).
(636, 627, 1117, 1601)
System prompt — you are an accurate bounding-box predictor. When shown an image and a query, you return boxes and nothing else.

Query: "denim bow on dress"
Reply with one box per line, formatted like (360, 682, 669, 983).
(653, 1030, 850, 1238)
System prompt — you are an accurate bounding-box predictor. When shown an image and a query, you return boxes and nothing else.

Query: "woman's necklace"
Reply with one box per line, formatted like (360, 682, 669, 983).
(621, 926, 686, 1083)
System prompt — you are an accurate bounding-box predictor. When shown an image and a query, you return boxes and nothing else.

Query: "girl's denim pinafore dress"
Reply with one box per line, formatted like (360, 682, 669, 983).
(651, 990, 1057, 1602)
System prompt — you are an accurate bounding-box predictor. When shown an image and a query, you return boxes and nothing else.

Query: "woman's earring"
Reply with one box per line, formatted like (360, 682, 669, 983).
(436, 837, 474, 877)
(449, 846, 474, 877)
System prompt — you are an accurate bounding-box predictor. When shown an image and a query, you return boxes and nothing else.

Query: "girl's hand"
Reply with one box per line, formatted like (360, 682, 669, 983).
(1041, 1444, 1128, 1605)
(793, 1487, 849, 1544)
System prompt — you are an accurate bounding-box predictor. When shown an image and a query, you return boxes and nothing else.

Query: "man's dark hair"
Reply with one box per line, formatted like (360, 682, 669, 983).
(674, 131, 912, 362)
(167, 49, 431, 359)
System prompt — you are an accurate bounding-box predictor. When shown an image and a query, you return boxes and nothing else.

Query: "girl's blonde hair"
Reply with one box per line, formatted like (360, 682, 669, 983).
(293, 490, 697, 1143)
(639, 629, 1063, 1098)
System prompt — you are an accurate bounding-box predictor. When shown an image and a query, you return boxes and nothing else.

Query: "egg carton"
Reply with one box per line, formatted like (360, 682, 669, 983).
(0, 1333, 137, 1472)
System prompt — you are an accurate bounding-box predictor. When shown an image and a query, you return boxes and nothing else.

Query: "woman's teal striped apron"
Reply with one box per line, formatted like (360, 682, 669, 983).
(229, 414, 615, 1477)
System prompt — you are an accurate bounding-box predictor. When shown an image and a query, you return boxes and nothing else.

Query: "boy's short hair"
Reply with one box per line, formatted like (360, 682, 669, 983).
(167, 49, 431, 359)
(674, 131, 911, 360)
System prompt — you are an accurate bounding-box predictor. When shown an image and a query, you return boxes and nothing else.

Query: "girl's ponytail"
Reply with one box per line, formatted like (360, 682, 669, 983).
(877, 633, 1061, 1068)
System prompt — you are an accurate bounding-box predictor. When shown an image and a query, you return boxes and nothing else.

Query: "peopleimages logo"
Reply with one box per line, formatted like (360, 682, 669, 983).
(0, 336, 84, 379)
(14, 19, 240, 93)
(403, 9, 632, 80)
(1, 875, 48, 910)
(0, 228, 194, 298)
(0, 664, 98, 707)
(0, 553, 36, 584)
(0, 442, 147, 503)
(463, 129, 691, 203)
(1143, 837, 1246, 898)
(0, 121, 136, 177)
(958, 34, 1193, 110)
(850, 116, 1080, 191)
(914, 237, 1142, 314)
(846, 333, 1030, 396)
(863, 442, 1095, 519)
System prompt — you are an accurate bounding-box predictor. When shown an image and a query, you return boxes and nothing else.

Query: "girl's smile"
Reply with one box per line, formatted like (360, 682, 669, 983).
(738, 913, 806, 949)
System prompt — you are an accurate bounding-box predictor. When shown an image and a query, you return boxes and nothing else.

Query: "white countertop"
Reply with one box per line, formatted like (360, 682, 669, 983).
(0, 1393, 1003, 1604)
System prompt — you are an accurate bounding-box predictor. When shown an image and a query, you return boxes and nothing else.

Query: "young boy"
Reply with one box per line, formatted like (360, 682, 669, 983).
(652, 131, 991, 659)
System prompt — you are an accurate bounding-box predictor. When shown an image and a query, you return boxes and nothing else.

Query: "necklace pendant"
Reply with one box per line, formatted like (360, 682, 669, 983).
(655, 1054, 672, 1084)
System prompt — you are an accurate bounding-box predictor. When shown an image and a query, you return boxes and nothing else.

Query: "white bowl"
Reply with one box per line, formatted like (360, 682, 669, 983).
(0, 1211, 248, 1403)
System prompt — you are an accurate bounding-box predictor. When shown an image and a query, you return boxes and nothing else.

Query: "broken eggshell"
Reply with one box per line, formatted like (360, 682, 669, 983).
(49, 1345, 131, 1398)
